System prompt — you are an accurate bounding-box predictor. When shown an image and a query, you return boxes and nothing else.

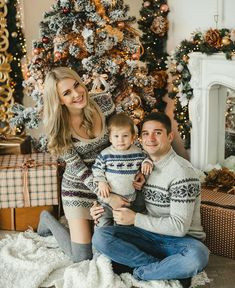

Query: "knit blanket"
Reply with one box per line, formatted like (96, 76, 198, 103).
(0, 231, 210, 288)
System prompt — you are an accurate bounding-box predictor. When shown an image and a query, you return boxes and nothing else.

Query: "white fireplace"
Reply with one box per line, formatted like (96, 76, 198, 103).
(188, 52, 235, 170)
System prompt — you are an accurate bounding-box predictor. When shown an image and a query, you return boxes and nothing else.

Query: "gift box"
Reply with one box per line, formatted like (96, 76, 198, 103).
(0, 135, 32, 155)
(0, 205, 59, 231)
(201, 188, 235, 259)
(0, 153, 61, 209)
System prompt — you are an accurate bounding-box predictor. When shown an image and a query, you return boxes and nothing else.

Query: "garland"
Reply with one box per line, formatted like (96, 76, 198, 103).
(168, 28, 235, 149)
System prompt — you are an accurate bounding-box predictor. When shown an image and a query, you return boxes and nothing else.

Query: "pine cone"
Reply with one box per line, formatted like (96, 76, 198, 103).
(217, 168, 235, 188)
(150, 16, 168, 36)
(151, 70, 168, 88)
(204, 29, 222, 48)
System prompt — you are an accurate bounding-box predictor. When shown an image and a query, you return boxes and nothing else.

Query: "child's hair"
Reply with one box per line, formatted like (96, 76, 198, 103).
(108, 112, 135, 135)
(43, 67, 96, 156)
(140, 112, 172, 134)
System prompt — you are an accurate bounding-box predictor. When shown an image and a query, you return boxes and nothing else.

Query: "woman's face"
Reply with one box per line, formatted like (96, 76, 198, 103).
(57, 78, 87, 112)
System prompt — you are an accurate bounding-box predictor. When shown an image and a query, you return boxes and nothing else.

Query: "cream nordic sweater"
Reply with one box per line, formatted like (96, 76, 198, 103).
(135, 148, 206, 240)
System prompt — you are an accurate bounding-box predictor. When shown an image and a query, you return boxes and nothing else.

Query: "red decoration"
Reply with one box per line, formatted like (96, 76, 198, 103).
(63, 7, 70, 14)
(160, 4, 169, 12)
(35, 58, 43, 64)
(42, 36, 49, 44)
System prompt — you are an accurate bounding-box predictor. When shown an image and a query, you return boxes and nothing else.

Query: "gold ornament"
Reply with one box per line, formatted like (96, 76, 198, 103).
(222, 36, 231, 46)
(0, 0, 15, 134)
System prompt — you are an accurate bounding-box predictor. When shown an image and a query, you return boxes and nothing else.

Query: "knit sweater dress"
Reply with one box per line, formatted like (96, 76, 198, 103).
(60, 93, 115, 220)
(135, 148, 206, 240)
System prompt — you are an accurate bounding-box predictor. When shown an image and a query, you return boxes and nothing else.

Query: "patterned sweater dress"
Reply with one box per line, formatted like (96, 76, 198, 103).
(60, 93, 115, 220)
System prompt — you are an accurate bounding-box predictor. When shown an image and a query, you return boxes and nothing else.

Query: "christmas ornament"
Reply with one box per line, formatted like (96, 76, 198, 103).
(33, 48, 41, 55)
(117, 21, 125, 29)
(150, 16, 168, 36)
(222, 36, 231, 46)
(160, 4, 169, 13)
(54, 51, 62, 60)
(63, 7, 70, 14)
(42, 36, 49, 44)
(143, 1, 151, 7)
(132, 52, 140, 60)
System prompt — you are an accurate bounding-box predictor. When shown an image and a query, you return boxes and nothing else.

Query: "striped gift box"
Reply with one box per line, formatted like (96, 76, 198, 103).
(0, 153, 60, 208)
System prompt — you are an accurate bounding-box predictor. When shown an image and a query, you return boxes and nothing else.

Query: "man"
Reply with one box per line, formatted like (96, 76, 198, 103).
(92, 112, 209, 288)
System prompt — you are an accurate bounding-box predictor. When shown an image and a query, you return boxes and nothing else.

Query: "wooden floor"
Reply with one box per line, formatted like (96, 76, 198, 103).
(0, 230, 234, 288)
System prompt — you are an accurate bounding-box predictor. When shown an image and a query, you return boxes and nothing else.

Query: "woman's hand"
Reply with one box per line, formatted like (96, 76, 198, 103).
(90, 201, 104, 224)
(133, 171, 145, 190)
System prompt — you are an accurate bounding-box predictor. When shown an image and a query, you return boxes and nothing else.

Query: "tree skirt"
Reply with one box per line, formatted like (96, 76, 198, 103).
(0, 230, 210, 288)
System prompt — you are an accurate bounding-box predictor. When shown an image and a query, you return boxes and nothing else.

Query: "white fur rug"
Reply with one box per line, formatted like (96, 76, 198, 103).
(0, 231, 210, 288)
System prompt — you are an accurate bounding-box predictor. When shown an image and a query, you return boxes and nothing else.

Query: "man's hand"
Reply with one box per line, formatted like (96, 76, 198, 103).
(133, 171, 145, 190)
(113, 208, 136, 225)
(98, 181, 111, 198)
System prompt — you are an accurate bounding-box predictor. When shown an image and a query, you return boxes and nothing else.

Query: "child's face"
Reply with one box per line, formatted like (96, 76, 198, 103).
(109, 126, 135, 151)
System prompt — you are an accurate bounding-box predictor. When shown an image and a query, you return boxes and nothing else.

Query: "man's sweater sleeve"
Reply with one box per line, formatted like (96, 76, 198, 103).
(135, 177, 200, 237)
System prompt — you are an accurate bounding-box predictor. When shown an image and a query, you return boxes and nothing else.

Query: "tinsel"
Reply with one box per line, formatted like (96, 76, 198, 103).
(168, 28, 235, 149)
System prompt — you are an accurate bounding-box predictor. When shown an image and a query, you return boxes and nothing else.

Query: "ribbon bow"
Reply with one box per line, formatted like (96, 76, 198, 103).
(91, 72, 110, 93)
(21, 159, 36, 207)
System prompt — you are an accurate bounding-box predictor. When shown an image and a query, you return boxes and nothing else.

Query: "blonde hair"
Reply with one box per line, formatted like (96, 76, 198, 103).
(108, 113, 136, 136)
(43, 67, 95, 156)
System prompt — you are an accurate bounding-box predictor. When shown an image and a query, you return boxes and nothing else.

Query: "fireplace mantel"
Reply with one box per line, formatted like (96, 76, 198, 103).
(188, 52, 235, 170)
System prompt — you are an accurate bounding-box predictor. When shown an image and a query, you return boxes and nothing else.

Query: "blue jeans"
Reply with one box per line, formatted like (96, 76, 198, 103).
(92, 226, 209, 281)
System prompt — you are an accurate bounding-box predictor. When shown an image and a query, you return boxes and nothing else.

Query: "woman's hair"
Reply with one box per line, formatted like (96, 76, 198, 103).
(43, 67, 95, 156)
(108, 112, 136, 135)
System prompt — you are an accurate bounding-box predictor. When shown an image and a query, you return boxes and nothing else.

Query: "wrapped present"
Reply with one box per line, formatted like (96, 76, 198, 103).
(0, 134, 32, 155)
(201, 188, 235, 259)
(0, 205, 59, 231)
(0, 153, 61, 209)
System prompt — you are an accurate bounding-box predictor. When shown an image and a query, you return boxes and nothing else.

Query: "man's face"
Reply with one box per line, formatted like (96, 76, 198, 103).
(141, 120, 173, 161)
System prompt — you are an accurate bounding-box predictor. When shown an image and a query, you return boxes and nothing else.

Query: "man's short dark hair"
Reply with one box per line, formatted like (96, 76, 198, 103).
(140, 112, 172, 134)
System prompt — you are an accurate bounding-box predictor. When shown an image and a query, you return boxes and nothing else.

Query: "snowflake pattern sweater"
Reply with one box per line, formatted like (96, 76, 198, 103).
(92, 144, 147, 201)
(60, 93, 115, 210)
(135, 148, 206, 240)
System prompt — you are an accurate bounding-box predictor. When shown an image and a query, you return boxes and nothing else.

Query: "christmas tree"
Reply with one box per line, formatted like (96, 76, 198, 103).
(138, 0, 169, 111)
(0, 0, 26, 135)
(10, 0, 160, 150)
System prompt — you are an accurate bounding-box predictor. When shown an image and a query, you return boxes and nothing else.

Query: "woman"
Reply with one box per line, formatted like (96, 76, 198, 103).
(37, 67, 129, 262)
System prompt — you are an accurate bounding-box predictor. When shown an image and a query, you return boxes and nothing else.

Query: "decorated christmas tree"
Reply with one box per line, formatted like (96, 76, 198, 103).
(0, 0, 26, 135)
(10, 0, 160, 150)
(138, 0, 169, 111)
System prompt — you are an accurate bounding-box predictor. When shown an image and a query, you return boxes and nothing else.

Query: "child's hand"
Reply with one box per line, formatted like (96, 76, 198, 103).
(98, 182, 111, 198)
(141, 162, 153, 176)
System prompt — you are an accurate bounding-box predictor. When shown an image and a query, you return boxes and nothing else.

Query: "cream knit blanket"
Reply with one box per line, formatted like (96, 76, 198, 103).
(0, 231, 210, 288)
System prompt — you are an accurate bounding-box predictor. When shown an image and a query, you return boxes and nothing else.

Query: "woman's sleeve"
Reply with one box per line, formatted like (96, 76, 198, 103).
(62, 148, 97, 193)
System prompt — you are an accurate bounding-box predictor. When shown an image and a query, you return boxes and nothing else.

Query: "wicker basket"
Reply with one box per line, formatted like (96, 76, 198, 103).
(201, 188, 235, 259)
